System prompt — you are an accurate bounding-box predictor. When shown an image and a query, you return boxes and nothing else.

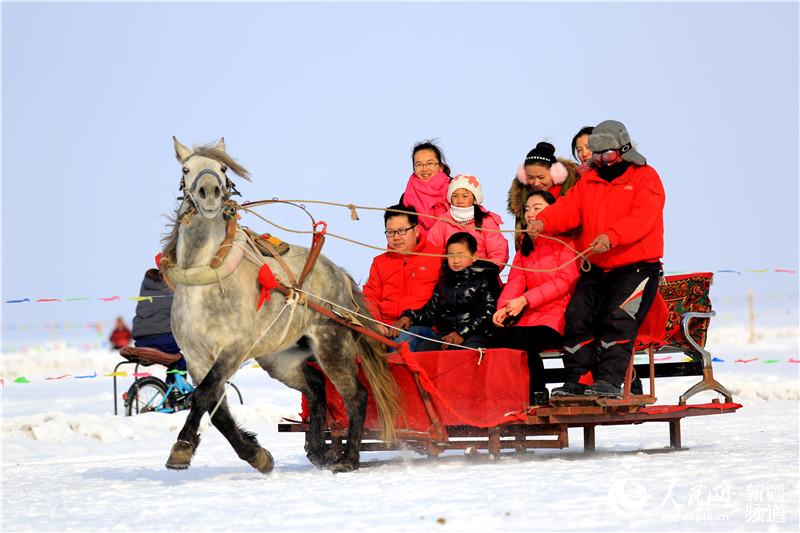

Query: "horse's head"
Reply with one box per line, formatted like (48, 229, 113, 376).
(173, 136, 250, 220)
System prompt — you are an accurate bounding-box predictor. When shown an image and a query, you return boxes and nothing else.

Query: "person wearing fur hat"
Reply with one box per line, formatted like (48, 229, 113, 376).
(507, 142, 578, 250)
(528, 120, 665, 399)
(399, 140, 452, 234)
(426, 174, 509, 270)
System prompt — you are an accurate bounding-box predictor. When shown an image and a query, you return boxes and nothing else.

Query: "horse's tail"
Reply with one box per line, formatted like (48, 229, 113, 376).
(357, 334, 400, 443)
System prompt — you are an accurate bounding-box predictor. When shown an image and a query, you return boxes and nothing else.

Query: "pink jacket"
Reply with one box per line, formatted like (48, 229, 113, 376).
(427, 209, 510, 270)
(497, 237, 579, 334)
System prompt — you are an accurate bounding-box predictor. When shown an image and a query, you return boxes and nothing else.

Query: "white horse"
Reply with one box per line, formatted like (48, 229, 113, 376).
(161, 137, 398, 473)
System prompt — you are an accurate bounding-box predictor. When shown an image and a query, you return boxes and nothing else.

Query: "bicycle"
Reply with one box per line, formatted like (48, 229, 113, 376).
(115, 346, 244, 416)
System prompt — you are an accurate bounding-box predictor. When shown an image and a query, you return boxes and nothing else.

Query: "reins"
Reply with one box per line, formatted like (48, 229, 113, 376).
(164, 191, 598, 362)
(238, 199, 596, 274)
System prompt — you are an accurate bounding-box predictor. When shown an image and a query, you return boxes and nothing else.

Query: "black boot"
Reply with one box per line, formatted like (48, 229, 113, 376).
(552, 381, 586, 397)
(627, 376, 643, 395)
(585, 379, 622, 398)
(530, 390, 550, 406)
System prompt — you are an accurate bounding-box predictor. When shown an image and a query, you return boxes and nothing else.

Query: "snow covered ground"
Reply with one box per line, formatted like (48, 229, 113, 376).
(2, 323, 798, 532)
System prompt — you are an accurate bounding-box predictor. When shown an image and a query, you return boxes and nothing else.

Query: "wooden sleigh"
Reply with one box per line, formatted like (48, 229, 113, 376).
(279, 272, 741, 457)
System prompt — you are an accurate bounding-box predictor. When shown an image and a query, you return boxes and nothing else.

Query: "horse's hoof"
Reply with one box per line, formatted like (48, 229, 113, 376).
(247, 448, 274, 474)
(165, 440, 194, 470)
(330, 459, 359, 473)
(306, 448, 339, 468)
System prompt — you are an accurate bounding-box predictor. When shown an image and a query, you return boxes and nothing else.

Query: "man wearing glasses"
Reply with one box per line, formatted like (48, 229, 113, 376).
(363, 204, 443, 349)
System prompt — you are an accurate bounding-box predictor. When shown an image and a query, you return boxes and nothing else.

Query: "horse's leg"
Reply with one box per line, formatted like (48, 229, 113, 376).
(301, 360, 339, 468)
(314, 330, 368, 473)
(207, 399, 274, 474)
(166, 356, 272, 473)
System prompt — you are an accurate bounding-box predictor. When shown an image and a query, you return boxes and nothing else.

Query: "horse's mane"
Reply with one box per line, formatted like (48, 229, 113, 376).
(191, 145, 251, 181)
(161, 211, 180, 265)
(161, 144, 251, 263)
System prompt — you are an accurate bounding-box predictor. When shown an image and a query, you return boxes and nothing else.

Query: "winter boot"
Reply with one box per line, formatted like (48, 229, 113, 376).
(626, 376, 643, 395)
(585, 379, 622, 398)
(530, 389, 550, 406)
(551, 381, 586, 397)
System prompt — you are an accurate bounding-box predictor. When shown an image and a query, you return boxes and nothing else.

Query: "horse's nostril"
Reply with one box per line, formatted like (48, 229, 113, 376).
(214, 187, 221, 198)
(199, 188, 207, 199)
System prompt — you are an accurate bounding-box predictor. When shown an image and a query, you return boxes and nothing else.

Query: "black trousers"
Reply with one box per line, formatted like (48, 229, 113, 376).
(494, 325, 563, 396)
(563, 262, 662, 387)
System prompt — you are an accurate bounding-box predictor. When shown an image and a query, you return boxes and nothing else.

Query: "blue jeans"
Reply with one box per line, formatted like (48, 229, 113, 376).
(134, 333, 187, 383)
(416, 332, 490, 352)
(394, 326, 436, 352)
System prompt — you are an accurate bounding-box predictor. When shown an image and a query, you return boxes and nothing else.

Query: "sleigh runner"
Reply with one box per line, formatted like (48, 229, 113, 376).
(278, 271, 742, 457)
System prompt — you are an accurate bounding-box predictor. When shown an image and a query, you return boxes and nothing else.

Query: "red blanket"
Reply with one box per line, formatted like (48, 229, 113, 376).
(301, 347, 530, 434)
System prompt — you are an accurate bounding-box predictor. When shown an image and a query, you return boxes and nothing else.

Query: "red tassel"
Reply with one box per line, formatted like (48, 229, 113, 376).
(155, 252, 163, 267)
(257, 264, 279, 311)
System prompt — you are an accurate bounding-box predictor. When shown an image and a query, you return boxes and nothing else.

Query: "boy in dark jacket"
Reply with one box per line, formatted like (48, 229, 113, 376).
(394, 232, 500, 351)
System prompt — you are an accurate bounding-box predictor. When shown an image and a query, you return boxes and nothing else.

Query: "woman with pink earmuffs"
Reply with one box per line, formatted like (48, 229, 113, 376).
(507, 141, 577, 250)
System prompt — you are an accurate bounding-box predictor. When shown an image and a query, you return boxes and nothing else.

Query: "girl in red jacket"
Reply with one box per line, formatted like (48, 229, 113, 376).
(492, 190, 579, 405)
(427, 174, 509, 270)
(529, 120, 665, 398)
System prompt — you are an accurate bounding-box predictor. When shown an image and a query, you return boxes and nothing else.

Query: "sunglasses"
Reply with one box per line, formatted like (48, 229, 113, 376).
(592, 149, 623, 166)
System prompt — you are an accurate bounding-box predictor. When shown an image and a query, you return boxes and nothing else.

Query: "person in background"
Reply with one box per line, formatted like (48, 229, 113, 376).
(109, 316, 132, 350)
(528, 120, 665, 398)
(507, 142, 577, 250)
(395, 232, 500, 351)
(426, 174, 509, 270)
(492, 191, 579, 405)
(572, 126, 594, 177)
(400, 140, 452, 234)
(363, 204, 443, 350)
(132, 268, 187, 382)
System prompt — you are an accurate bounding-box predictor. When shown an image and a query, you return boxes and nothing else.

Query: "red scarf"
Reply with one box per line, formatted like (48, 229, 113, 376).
(402, 171, 450, 231)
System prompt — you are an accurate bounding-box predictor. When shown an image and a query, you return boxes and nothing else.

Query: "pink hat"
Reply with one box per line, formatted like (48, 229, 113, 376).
(448, 174, 484, 205)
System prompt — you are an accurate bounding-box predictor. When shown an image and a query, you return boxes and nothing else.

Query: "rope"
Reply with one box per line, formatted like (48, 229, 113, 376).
(236, 203, 594, 274)
(198, 297, 294, 437)
(292, 286, 484, 356)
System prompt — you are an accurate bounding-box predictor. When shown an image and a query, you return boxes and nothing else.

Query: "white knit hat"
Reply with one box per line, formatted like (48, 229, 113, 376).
(448, 174, 484, 205)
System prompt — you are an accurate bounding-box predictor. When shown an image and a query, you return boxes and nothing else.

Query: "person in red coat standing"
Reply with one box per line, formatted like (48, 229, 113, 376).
(109, 316, 132, 350)
(493, 190, 579, 405)
(363, 204, 443, 350)
(528, 120, 665, 398)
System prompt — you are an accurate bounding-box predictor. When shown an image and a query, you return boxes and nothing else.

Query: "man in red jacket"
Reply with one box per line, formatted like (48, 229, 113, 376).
(363, 204, 443, 349)
(528, 120, 665, 398)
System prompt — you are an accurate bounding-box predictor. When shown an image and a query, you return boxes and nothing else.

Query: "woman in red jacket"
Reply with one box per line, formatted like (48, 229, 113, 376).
(529, 120, 665, 398)
(492, 190, 579, 405)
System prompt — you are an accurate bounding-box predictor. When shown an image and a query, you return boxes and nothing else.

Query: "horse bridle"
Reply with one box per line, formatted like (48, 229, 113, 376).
(179, 161, 242, 220)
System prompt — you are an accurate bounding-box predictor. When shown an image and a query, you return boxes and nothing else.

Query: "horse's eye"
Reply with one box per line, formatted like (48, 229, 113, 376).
(221, 165, 228, 173)
(182, 167, 189, 175)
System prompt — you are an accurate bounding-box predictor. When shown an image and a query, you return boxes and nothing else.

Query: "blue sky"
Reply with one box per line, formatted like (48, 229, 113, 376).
(2, 2, 798, 343)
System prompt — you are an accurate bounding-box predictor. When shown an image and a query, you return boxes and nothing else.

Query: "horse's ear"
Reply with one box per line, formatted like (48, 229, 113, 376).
(213, 137, 226, 153)
(173, 136, 192, 163)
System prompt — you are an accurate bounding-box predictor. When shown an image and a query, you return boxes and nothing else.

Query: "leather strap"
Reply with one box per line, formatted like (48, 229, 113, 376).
(260, 238, 299, 288)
